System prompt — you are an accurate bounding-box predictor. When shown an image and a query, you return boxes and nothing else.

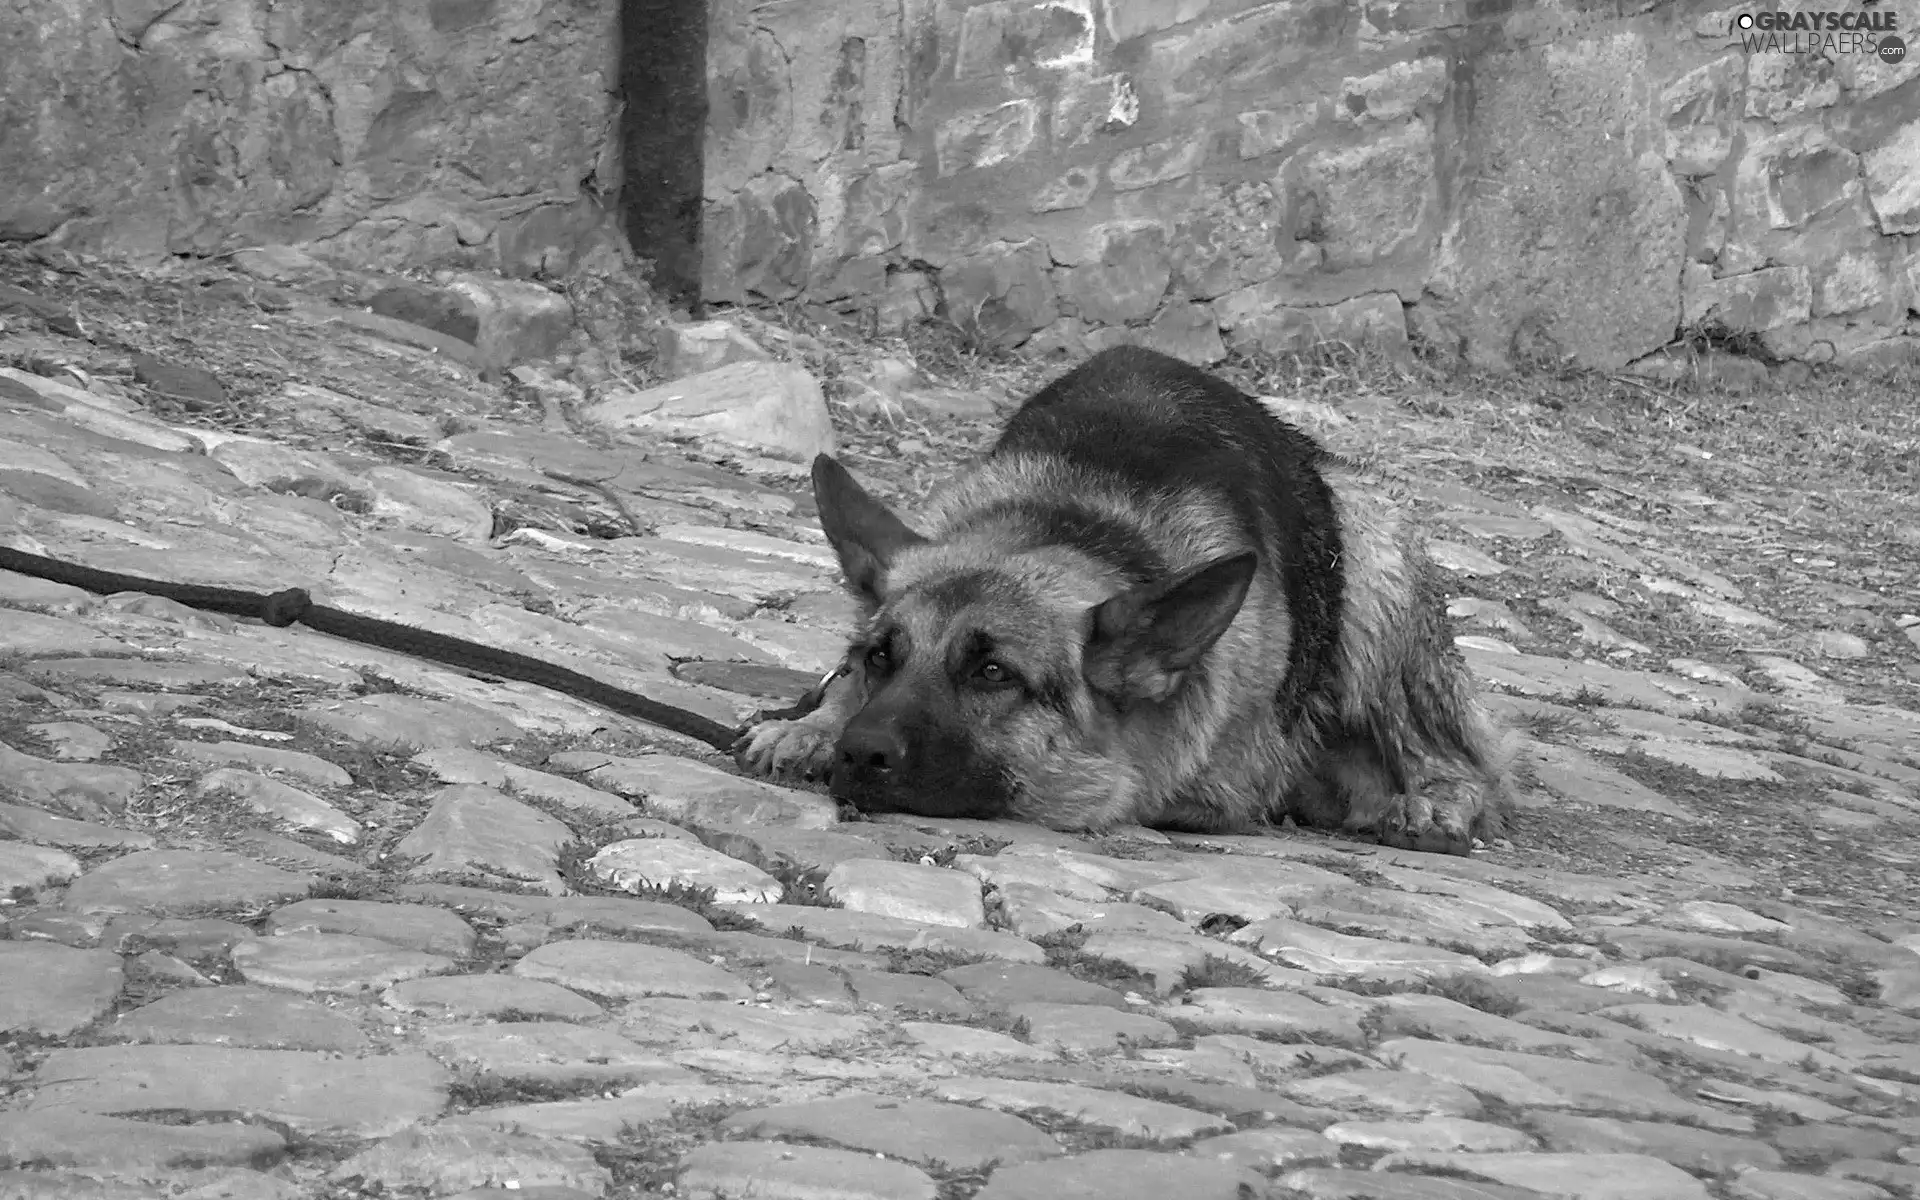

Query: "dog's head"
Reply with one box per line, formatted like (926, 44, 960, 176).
(810, 454, 1255, 826)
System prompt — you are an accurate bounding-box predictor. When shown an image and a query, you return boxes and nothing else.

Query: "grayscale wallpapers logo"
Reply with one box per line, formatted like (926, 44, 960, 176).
(1728, 7, 1905, 61)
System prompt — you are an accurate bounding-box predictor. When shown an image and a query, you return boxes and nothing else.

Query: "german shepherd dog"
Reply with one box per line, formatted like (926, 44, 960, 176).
(735, 346, 1512, 854)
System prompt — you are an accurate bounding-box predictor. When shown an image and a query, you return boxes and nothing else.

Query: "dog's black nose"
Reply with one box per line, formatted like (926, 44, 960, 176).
(838, 724, 905, 775)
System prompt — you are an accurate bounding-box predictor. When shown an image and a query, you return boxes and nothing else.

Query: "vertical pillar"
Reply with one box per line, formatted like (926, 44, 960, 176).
(620, 0, 709, 307)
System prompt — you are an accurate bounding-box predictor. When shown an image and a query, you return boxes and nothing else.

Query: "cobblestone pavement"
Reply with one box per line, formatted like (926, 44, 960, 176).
(2, 254, 1920, 1200)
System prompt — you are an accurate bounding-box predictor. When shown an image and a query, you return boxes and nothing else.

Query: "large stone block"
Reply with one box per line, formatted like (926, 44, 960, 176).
(1681, 263, 1811, 333)
(360, 90, 453, 203)
(719, 0, 907, 179)
(1055, 73, 1141, 148)
(496, 199, 608, 279)
(328, 6, 611, 248)
(817, 253, 888, 303)
(1864, 118, 1920, 234)
(441, 276, 576, 381)
(702, 172, 818, 303)
(1757, 197, 1905, 322)
(1832, 36, 1920, 100)
(1144, 299, 1228, 363)
(171, 66, 343, 253)
(1105, 0, 1213, 42)
(1832, 334, 1920, 370)
(839, 162, 920, 257)
(876, 269, 939, 331)
(1682, 180, 1729, 264)
(935, 99, 1042, 177)
(582, 361, 835, 462)
(1625, 345, 1772, 392)
(1, 0, 614, 267)
(1744, 45, 1839, 122)
(309, 199, 483, 272)
(1337, 57, 1448, 124)
(1829, 73, 1920, 158)
(1147, 2, 1327, 108)
(1056, 222, 1171, 325)
(937, 240, 1059, 348)
(2, 10, 346, 257)
(1169, 180, 1320, 300)
(911, 193, 1005, 264)
(0, 5, 152, 249)
(1358, 0, 1469, 49)
(1236, 102, 1321, 160)
(1726, 125, 1860, 240)
(1291, 118, 1438, 272)
(1762, 318, 1920, 367)
(1809, 246, 1900, 317)
(656, 320, 773, 380)
(706, 24, 793, 193)
(1425, 33, 1685, 370)
(369, 281, 482, 345)
(1216, 289, 1409, 358)
(956, 0, 1095, 76)
(1027, 315, 1093, 360)
(263, 4, 384, 69)
(1109, 134, 1210, 191)
(1031, 167, 1101, 213)
(1663, 54, 1745, 176)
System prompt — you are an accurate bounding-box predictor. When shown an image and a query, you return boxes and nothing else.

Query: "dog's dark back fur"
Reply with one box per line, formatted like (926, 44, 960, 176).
(985, 346, 1345, 731)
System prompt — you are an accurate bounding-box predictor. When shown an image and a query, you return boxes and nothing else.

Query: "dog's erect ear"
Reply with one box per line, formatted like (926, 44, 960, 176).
(812, 454, 927, 607)
(1082, 552, 1257, 702)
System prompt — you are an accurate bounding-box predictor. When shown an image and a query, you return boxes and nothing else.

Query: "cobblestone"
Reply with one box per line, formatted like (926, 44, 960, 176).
(1, 263, 1917, 1199)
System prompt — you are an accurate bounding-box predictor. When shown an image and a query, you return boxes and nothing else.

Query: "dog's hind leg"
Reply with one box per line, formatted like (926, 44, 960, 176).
(1317, 684, 1513, 856)
(1389, 602, 1517, 851)
(1315, 469, 1515, 854)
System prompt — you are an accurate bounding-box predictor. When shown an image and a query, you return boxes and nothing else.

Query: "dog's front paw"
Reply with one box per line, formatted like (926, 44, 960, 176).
(733, 716, 839, 783)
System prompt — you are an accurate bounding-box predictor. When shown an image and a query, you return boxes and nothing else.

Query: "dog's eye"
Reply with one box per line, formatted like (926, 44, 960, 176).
(865, 645, 893, 672)
(973, 660, 1017, 687)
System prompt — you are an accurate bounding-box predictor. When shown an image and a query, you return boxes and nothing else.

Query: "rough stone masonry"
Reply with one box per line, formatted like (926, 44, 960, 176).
(4, 0, 1919, 374)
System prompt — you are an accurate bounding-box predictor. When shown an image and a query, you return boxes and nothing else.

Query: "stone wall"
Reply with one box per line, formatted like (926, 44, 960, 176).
(701, 0, 1920, 372)
(0, 0, 618, 277)
(4, 0, 1916, 372)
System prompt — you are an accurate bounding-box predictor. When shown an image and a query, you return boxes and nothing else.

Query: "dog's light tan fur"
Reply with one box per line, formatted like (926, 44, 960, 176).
(735, 346, 1517, 852)
(739, 446, 1513, 846)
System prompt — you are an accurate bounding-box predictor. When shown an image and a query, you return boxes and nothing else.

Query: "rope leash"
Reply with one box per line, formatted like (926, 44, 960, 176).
(0, 544, 786, 753)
